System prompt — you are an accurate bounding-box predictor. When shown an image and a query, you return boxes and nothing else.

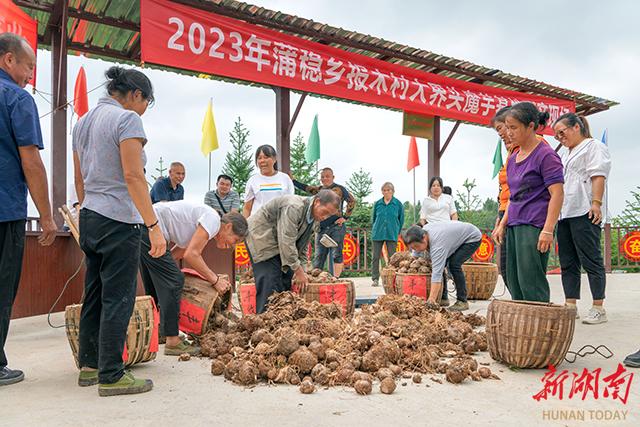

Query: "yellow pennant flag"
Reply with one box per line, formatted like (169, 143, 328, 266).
(201, 99, 219, 156)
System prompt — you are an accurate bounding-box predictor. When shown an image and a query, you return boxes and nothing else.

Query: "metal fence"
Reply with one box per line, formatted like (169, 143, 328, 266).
(25, 218, 639, 274)
(332, 225, 640, 274)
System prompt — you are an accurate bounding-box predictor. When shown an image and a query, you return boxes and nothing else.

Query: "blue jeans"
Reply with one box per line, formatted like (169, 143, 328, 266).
(313, 223, 346, 269)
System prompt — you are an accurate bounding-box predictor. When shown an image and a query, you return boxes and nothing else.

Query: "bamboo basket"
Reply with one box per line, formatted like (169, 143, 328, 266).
(395, 273, 441, 304)
(486, 299, 576, 368)
(65, 296, 158, 369)
(239, 281, 356, 317)
(463, 262, 498, 300)
(179, 271, 228, 336)
(298, 281, 356, 317)
(381, 267, 397, 295)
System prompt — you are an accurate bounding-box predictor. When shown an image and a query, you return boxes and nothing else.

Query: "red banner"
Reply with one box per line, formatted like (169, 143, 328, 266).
(0, 0, 38, 86)
(140, 0, 574, 134)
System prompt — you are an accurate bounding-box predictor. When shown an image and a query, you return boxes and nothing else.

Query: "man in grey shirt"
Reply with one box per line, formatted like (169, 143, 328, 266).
(204, 174, 240, 215)
(403, 222, 481, 311)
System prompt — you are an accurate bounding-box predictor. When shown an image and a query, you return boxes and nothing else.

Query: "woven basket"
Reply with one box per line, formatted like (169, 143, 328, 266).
(463, 262, 498, 300)
(238, 281, 356, 317)
(381, 267, 397, 295)
(395, 273, 441, 304)
(65, 296, 158, 369)
(486, 299, 576, 368)
(299, 281, 356, 317)
(179, 271, 229, 336)
(239, 282, 257, 315)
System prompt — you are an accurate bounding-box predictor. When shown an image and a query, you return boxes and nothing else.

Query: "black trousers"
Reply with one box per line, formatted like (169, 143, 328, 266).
(139, 227, 184, 337)
(497, 211, 509, 292)
(0, 220, 26, 369)
(371, 240, 396, 281)
(446, 240, 481, 303)
(557, 214, 606, 300)
(252, 255, 293, 314)
(78, 209, 141, 384)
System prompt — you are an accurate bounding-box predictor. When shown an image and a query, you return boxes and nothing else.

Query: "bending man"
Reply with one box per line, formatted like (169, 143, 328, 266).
(246, 190, 340, 313)
(403, 222, 481, 311)
(140, 200, 247, 355)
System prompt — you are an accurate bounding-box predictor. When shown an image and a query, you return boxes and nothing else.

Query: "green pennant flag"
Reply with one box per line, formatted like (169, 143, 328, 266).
(305, 114, 320, 163)
(492, 138, 503, 179)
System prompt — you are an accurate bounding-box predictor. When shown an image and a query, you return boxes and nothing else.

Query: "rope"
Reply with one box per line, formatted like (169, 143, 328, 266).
(38, 81, 107, 119)
(47, 254, 85, 329)
(564, 344, 614, 364)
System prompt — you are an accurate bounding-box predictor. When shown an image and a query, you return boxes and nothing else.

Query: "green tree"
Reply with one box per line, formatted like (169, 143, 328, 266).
(455, 178, 498, 230)
(221, 117, 254, 198)
(403, 201, 421, 227)
(151, 156, 166, 181)
(614, 186, 640, 226)
(290, 132, 318, 194)
(346, 168, 373, 201)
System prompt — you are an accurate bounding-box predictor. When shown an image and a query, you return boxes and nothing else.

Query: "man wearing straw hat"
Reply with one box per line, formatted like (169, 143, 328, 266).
(246, 190, 341, 314)
(139, 200, 247, 355)
(402, 222, 482, 312)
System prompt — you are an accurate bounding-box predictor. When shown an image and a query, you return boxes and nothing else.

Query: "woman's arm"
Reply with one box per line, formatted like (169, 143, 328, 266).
(120, 139, 166, 258)
(537, 183, 564, 253)
(243, 199, 254, 218)
(589, 176, 605, 224)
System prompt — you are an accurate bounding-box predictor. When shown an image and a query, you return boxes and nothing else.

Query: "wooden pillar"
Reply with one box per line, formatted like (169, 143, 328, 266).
(427, 116, 441, 181)
(50, 0, 68, 229)
(274, 87, 291, 174)
(604, 223, 612, 273)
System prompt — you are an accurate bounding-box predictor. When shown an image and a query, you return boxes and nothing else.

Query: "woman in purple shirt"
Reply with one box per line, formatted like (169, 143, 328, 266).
(494, 102, 564, 302)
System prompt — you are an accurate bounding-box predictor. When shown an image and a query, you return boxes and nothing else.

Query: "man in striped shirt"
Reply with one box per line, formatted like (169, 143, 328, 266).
(204, 174, 240, 215)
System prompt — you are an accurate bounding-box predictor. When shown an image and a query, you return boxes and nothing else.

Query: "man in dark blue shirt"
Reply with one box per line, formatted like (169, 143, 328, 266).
(150, 161, 185, 203)
(0, 33, 56, 387)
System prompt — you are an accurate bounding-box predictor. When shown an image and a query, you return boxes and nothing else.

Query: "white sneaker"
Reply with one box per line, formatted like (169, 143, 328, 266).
(582, 307, 607, 325)
(565, 303, 580, 319)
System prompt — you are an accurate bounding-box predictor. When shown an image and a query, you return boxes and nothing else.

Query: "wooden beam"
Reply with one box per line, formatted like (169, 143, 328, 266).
(274, 87, 291, 174)
(287, 92, 307, 135)
(50, 0, 68, 230)
(427, 117, 441, 181)
(439, 120, 461, 157)
(42, 0, 66, 45)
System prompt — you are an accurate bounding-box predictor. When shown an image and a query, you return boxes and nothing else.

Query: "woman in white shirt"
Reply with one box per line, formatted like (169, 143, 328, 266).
(243, 145, 294, 217)
(553, 113, 611, 325)
(419, 177, 458, 225)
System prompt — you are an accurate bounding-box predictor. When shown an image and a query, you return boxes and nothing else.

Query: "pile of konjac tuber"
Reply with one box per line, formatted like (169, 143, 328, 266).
(201, 292, 499, 395)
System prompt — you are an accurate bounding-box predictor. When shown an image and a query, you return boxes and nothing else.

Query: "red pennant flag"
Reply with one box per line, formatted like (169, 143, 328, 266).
(407, 136, 420, 171)
(73, 66, 89, 117)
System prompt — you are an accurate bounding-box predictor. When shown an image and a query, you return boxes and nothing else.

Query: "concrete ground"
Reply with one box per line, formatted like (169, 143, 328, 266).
(2, 274, 639, 427)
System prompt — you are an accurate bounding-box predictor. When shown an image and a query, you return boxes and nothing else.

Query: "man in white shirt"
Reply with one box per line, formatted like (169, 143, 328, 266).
(139, 200, 248, 355)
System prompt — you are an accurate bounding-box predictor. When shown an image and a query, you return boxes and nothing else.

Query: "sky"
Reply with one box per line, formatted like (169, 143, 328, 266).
(26, 0, 638, 217)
